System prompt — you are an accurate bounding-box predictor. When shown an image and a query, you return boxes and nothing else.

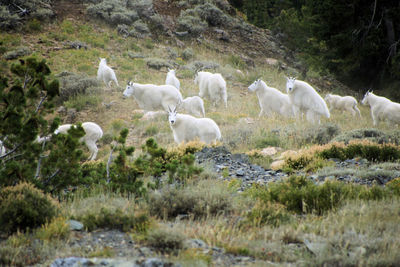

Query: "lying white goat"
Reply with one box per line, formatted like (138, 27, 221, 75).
(286, 77, 330, 124)
(194, 71, 227, 108)
(165, 69, 180, 90)
(37, 122, 103, 161)
(123, 81, 183, 112)
(361, 91, 400, 126)
(168, 106, 221, 144)
(180, 96, 206, 117)
(324, 93, 361, 117)
(248, 79, 293, 118)
(97, 58, 119, 88)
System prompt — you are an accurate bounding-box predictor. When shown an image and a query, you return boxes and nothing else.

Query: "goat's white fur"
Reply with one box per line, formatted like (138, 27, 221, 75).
(123, 81, 183, 112)
(324, 93, 361, 117)
(194, 71, 227, 108)
(180, 96, 206, 117)
(37, 122, 103, 160)
(97, 58, 119, 88)
(248, 79, 293, 117)
(286, 77, 330, 124)
(165, 69, 180, 90)
(168, 107, 221, 144)
(57, 122, 103, 160)
(361, 91, 400, 126)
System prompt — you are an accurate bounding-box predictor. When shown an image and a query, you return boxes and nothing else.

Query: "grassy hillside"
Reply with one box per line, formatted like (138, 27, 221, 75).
(1, 2, 400, 266)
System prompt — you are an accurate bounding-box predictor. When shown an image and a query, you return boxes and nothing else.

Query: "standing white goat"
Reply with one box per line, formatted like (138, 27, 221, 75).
(37, 122, 103, 161)
(165, 69, 180, 90)
(123, 81, 183, 112)
(324, 93, 361, 117)
(361, 91, 400, 126)
(248, 79, 293, 118)
(167, 106, 221, 144)
(194, 71, 227, 108)
(286, 77, 330, 124)
(97, 58, 119, 88)
(180, 96, 206, 117)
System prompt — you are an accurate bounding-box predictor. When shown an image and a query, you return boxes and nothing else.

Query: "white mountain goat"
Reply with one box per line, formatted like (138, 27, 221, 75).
(123, 81, 183, 112)
(97, 58, 119, 88)
(324, 93, 361, 117)
(361, 91, 400, 126)
(286, 77, 330, 124)
(37, 122, 103, 161)
(194, 71, 227, 108)
(167, 106, 221, 144)
(248, 79, 293, 118)
(165, 69, 180, 90)
(180, 96, 206, 117)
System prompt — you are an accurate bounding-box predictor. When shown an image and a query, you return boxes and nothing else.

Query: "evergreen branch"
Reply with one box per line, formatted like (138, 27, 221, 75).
(35, 94, 48, 114)
(43, 169, 60, 186)
(0, 143, 22, 159)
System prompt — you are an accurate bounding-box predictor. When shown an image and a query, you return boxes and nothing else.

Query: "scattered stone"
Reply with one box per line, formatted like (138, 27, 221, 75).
(260, 146, 281, 157)
(68, 220, 84, 231)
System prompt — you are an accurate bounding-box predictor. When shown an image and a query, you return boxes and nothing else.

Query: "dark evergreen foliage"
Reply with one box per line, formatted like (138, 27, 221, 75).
(231, 0, 400, 96)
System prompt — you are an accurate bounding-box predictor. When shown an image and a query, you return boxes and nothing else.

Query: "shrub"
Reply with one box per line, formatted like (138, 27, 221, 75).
(145, 228, 185, 253)
(0, 183, 59, 234)
(177, 13, 207, 37)
(26, 18, 42, 32)
(181, 48, 194, 61)
(318, 142, 400, 162)
(194, 3, 230, 26)
(246, 201, 292, 227)
(247, 176, 389, 216)
(386, 177, 400, 196)
(77, 207, 150, 232)
(0, 6, 22, 30)
(148, 180, 233, 219)
(146, 58, 173, 70)
(57, 72, 100, 103)
(35, 217, 70, 241)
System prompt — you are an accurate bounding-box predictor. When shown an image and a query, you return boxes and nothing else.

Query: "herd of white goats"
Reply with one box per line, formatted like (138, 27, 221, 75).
(1, 58, 399, 160)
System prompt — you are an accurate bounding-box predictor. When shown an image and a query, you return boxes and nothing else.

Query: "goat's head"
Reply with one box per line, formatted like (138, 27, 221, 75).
(123, 81, 134, 98)
(286, 77, 296, 93)
(248, 78, 261, 92)
(361, 89, 373, 105)
(168, 105, 178, 125)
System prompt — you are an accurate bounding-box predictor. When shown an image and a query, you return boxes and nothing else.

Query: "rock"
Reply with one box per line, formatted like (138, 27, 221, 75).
(185, 239, 208, 249)
(260, 146, 281, 157)
(303, 239, 330, 256)
(68, 220, 84, 231)
(50, 257, 90, 267)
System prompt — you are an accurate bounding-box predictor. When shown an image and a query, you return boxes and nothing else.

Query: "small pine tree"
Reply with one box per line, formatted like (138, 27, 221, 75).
(0, 58, 85, 195)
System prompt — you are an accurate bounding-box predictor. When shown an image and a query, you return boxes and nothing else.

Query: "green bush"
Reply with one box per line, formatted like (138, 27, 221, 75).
(318, 143, 400, 162)
(0, 183, 58, 234)
(246, 202, 292, 227)
(77, 207, 149, 232)
(247, 176, 389, 216)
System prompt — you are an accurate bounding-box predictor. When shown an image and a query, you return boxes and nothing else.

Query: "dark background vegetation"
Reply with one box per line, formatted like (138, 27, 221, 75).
(229, 0, 400, 98)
